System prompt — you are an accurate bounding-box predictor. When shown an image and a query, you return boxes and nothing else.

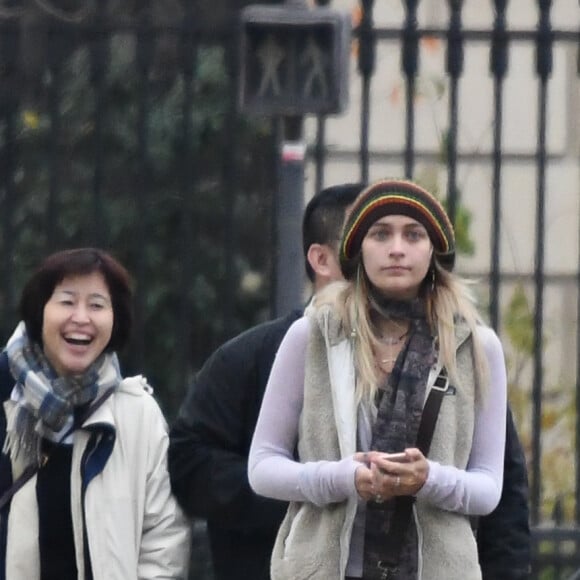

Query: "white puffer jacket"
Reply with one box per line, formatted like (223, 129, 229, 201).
(4, 375, 190, 580)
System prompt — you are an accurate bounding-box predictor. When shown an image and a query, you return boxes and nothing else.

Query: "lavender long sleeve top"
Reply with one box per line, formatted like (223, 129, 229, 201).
(248, 315, 507, 574)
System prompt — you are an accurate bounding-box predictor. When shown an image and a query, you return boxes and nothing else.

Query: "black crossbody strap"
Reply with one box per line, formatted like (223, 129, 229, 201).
(380, 369, 450, 569)
(0, 386, 116, 511)
(415, 369, 449, 456)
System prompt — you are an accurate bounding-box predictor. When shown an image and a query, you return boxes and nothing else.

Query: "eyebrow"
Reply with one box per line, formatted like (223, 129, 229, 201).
(55, 289, 111, 303)
(370, 220, 426, 230)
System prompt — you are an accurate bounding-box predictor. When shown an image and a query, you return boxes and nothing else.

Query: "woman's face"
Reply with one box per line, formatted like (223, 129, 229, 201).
(42, 271, 114, 376)
(361, 214, 433, 300)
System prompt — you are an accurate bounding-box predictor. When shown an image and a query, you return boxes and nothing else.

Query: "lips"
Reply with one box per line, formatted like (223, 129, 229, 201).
(64, 333, 93, 346)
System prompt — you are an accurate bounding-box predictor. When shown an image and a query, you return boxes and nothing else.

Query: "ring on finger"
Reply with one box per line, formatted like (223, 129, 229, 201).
(374, 494, 384, 504)
(395, 475, 401, 488)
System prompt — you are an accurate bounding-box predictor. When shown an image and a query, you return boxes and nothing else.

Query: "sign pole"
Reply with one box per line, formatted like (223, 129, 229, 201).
(238, 0, 351, 316)
(275, 115, 306, 317)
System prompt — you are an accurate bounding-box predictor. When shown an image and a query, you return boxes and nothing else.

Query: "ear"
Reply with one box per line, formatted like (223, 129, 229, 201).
(307, 243, 335, 279)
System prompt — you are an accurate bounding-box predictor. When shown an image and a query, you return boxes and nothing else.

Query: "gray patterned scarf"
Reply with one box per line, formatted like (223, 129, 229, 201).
(363, 296, 436, 580)
(2, 321, 121, 468)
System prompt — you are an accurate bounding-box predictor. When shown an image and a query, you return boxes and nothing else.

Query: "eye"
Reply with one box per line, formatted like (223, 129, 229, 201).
(89, 302, 106, 310)
(369, 228, 389, 241)
(59, 299, 74, 306)
(406, 229, 426, 241)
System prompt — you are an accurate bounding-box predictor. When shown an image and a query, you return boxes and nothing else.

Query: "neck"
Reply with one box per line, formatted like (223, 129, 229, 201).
(374, 317, 410, 341)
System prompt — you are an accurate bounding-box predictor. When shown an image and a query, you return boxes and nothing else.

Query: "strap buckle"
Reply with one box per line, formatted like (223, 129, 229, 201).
(378, 561, 399, 579)
(431, 369, 450, 393)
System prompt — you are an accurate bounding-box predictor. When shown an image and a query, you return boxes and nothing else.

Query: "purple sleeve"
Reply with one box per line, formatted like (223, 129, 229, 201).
(248, 316, 359, 507)
(417, 326, 507, 515)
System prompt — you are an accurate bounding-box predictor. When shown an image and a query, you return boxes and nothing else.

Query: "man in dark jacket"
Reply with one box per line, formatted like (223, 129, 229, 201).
(168, 183, 531, 580)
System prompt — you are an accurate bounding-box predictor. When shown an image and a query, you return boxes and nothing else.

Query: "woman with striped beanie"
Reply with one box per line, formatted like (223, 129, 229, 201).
(249, 179, 507, 579)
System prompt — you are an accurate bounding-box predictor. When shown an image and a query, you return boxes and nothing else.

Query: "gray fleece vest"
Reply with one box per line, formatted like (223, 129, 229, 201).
(270, 306, 482, 580)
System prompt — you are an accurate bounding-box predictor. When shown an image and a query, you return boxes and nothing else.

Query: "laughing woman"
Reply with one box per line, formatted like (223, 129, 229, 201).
(249, 179, 507, 580)
(0, 248, 190, 580)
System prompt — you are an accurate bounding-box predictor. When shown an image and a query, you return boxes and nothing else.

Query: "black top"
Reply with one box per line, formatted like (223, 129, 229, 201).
(38, 440, 77, 580)
(168, 309, 302, 580)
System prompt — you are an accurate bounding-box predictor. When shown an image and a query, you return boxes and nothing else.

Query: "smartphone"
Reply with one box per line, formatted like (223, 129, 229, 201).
(380, 452, 408, 463)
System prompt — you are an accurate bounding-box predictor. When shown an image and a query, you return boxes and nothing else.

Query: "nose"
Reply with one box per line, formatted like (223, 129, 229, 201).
(71, 304, 90, 324)
(388, 233, 406, 256)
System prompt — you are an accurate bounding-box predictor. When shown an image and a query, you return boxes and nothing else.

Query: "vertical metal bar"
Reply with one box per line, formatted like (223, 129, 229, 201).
(177, 6, 196, 381)
(531, 0, 553, 526)
(89, 0, 109, 246)
(275, 115, 306, 317)
(402, 0, 419, 180)
(358, 0, 375, 184)
(489, 0, 509, 331)
(46, 27, 69, 252)
(270, 117, 283, 317)
(0, 17, 20, 324)
(221, 37, 239, 342)
(445, 0, 464, 225)
(176, 2, 200, 390)
(576, 41, 580, 532)
(314, 115, 326, 196)
(132, 3, 154, 370)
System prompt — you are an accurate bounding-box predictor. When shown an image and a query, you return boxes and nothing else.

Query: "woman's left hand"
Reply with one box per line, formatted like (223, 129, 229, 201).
(366, 448, 429, 500)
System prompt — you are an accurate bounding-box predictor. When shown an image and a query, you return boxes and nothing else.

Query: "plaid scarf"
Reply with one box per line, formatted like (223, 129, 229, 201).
(2, 321, 121, 468)
(363, 297, 436, 580)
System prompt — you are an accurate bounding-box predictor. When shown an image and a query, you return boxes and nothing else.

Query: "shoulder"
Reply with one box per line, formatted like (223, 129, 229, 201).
(113, 375, 167, 429)
(283, 315, 311, 344)
(206, 309, 303, 368)
(474, 324, 504, 358)
(225, 309, 302, 351)
(118, 374, 153, 393)
(309, 301, 346, 346)
(116, 375, 162, 412)
(219, 310, 302, 355)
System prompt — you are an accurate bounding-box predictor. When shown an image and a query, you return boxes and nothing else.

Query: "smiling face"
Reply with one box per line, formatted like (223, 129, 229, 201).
(41, 271, 114, 377)
(361, 214, 433, 300)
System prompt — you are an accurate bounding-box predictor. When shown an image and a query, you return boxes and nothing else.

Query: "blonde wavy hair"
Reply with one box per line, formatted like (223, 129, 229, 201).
(314, 259, 489, 406)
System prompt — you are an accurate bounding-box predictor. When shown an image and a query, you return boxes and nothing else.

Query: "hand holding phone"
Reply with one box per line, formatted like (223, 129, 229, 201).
(377, 452, 408, 475)
(380, 452, 408, 463)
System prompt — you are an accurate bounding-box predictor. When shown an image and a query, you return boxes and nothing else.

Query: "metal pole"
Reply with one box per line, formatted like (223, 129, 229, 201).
(274, 115, 306, 317)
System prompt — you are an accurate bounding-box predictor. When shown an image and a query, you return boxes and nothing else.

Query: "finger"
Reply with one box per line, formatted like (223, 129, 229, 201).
(353, 451, 369, 464)
(404, 447, 424, 461)
(370, 463, 384, 488)
(393, 473, 402, 491)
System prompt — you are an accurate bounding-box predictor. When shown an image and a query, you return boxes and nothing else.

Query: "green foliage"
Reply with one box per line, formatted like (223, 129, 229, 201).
(504, 285, 535, 356)
(414, 167, 475, 257)
(502, 283, 577, 524)
(0, 29, 276, 418)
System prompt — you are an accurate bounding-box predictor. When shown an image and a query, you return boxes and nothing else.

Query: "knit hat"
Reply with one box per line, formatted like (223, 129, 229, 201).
(339, 179, 455, 278)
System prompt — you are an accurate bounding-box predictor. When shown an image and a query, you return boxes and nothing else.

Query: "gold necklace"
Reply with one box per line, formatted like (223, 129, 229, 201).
(377, 329, 409, 346)
(375, 333, 408, 370)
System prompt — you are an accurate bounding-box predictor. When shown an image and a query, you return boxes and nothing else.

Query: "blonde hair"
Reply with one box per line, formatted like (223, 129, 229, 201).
(315, 260, 489, 405)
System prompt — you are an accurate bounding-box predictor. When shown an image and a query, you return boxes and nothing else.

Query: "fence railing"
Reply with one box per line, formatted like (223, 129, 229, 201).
(1, 1, 579, 578)
(311, 0, 579, 535)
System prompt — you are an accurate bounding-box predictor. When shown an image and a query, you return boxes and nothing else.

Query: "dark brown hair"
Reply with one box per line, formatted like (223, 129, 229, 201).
(19, 248, 133, 352)
(302, 183, 365, 282)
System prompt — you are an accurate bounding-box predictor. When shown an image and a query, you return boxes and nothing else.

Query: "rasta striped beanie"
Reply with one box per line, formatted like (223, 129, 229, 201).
(339, 179, 456, 279)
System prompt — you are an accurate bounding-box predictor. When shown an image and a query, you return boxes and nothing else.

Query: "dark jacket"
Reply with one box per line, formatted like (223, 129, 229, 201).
(168, 310, 301, 580)
(478, 407, 531, 579)
(168, 310, 531, 580)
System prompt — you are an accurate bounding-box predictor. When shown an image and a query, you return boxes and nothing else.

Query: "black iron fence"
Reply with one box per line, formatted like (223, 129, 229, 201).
(308, 1, 579, 578)
(0, 1, 281, 421)
(1, 0, 579, 578)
